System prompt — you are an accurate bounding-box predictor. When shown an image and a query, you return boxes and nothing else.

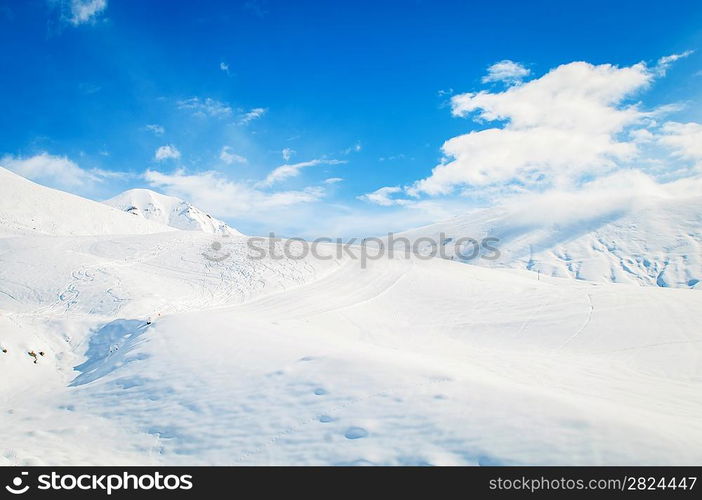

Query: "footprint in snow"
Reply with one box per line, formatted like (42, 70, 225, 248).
(314, 388, 327, 395)
(319, 415, 334, 423)
(344, 427, 369, 440)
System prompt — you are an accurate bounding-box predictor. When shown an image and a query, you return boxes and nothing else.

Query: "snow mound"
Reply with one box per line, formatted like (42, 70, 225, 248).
(0, 167, 174, 236)
(398, 195, 702, 289)
(104, 189, 241, 236)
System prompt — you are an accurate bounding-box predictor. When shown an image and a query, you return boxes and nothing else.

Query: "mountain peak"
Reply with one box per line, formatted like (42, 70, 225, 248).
(104, 188, 241, 236)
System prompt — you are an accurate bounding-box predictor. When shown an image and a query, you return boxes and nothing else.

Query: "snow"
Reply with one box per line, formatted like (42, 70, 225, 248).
(1, 173, 701, 465)
(397, 194, 702, 288)
(0, 167, 173, 237)
(104, 188, 241, 236)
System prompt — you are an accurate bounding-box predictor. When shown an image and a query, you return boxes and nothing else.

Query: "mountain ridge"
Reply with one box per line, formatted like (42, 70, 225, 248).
(0, 167, 175, 236)
(397, 194, 702, 289)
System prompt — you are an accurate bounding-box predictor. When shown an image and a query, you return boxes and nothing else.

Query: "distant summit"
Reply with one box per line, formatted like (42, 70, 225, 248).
(104, 189, 241, 236)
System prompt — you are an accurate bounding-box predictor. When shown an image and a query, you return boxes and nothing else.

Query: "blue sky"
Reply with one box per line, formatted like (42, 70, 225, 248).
(1, 0, 702, 237)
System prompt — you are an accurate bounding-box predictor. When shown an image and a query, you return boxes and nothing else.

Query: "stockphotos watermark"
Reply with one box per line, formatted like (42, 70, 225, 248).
(203, 232, 500, 268)
(4, 470, 193, 495)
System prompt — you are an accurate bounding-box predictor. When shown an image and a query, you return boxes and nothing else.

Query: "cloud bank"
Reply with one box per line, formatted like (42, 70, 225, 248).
(361, 55, 701, 225)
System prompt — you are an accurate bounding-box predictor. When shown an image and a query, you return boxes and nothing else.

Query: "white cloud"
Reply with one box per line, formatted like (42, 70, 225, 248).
(177, 99, 265, 124)
(143, 169, 325, 219)
(67, 0, 107, 26)
(410, 60, 653, 195)
(238, 107, 267, 125)
(154, 145, 181, 161)
(482, 60, 530, 84)
(655, 51, 694, 75)
(501, 170, 702, 228)
(143, 169, 464, 239)
(220, 61, 230, 74)
(324, 177, 344, 184)
(629, 128, 655, 143)
(355, 55, 702, 242)
(219, 146, 247, 165)
(658, 122, 702, 162)
(0, 152, 110, 189)
(282, 147, 295, 161)
(145, 124, 164, 136)
(177, 97, 232, 118)
(358, 186, 412, 206)
(258, 159, 344, 187)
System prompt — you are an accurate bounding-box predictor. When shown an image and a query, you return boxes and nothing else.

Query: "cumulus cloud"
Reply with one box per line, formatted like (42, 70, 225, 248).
(258, 159, 345, 187)
(0, 152, 116, 190)
(358, 53, 702, 236)
(481, 60, 530, 84)
(67, 0, 107, 26)
(154, 145, 181, 161)
(177, 97, 232, 118)
(220, 61, 230, 74)
(409, 60, 654, 196)
(219, 146, 247, 165)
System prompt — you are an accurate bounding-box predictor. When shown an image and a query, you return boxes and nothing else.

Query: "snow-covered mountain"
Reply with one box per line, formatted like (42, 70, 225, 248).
(104, 189, 241, 235)
(0, 167, 174, 236)
(2, 169, 702, 465)
(398, 195, 702, 289)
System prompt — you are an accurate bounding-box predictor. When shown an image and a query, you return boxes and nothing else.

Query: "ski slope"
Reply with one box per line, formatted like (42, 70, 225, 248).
(1, 173, 701, 465)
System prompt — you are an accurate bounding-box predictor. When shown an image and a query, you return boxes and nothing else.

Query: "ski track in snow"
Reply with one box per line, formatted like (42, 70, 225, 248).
(556, 291, 595, 351)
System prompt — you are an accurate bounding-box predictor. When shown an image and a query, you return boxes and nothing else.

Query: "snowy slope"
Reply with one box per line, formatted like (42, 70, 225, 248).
(397, 195, 702, 288)
(0, 167, 174, 237)
(1, 174, 702, 466)
(1, 236, 701, 465)
(104, 189, 241, 235)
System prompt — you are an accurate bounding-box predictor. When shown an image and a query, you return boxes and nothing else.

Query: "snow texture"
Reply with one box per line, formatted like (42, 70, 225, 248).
(1, 168, 701, 465)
